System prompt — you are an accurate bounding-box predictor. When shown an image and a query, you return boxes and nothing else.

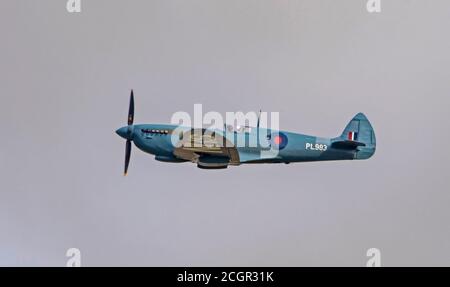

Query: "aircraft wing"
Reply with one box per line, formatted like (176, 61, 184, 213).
(173, 129, 240, 168)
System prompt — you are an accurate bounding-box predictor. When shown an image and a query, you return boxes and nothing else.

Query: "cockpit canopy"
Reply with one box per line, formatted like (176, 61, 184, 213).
(225, 124, 252, 134)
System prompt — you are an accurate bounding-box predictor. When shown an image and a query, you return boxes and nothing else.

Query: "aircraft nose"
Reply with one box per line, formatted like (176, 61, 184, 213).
(116, 126, 129, 139)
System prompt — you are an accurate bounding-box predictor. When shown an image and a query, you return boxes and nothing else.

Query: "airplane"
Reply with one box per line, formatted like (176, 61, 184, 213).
(116, 90, 376, 174)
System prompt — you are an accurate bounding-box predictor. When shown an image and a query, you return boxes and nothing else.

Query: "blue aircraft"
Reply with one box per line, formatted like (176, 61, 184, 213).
(116, 91, 376, 173)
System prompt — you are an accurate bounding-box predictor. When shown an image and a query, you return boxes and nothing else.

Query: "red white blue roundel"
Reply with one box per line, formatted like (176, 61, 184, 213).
(271, 132, 288, 150)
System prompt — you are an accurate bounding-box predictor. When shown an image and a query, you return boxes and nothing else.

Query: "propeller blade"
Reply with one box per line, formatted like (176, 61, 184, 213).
(128, 90, 134, 125)
(124, 139, 132, 176)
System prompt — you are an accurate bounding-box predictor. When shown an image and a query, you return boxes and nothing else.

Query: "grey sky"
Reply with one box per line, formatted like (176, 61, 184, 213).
(1, 0, 449, 266)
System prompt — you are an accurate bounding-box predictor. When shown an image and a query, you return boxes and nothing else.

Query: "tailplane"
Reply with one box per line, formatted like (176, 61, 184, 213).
(331, 113, 376, 159)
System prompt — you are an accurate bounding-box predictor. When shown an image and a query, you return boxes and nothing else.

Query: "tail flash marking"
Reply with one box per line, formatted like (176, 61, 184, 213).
(348, 131, 358, 141)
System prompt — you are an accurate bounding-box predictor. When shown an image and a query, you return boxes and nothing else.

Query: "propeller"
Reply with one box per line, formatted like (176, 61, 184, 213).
(128, 90, 134, 125)
(123, 90, 134, 176)
(124, 138, 131, 176)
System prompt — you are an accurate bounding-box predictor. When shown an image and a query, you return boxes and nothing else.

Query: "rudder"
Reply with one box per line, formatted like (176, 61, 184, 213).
(336, 113, 376, 159)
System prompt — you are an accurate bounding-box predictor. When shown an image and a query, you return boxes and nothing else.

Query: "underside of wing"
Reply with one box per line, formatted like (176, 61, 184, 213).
(173, 129, 240, 168)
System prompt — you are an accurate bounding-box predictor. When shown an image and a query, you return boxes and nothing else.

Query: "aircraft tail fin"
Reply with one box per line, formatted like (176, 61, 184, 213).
(332, 113, 376, 159)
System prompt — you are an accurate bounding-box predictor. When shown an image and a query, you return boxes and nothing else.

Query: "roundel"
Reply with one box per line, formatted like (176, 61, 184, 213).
(271, 132, 288, 150)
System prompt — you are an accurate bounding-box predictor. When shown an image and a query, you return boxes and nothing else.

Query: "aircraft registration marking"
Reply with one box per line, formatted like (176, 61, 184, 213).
(305, 142, 327, 151)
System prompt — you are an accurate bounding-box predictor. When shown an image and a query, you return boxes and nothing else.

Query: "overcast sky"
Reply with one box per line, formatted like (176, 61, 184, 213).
(1, 0, 449, 266)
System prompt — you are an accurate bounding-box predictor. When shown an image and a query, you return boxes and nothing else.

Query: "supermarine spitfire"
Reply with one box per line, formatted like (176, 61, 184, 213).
(116, 91, 376, 173)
